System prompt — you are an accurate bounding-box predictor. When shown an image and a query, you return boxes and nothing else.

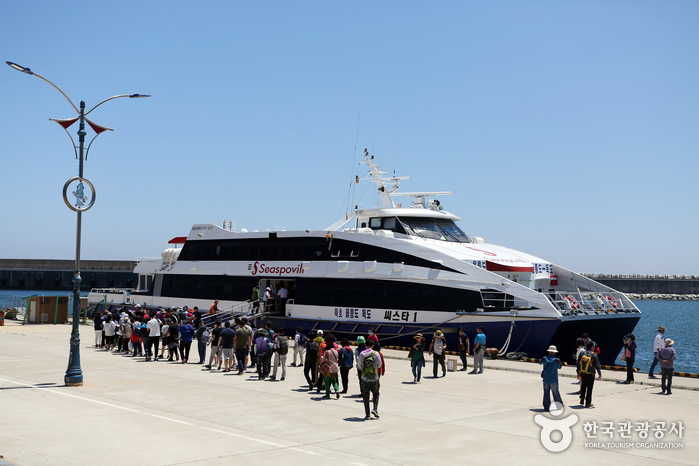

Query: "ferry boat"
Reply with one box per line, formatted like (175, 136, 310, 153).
(90, 150, 640, 363)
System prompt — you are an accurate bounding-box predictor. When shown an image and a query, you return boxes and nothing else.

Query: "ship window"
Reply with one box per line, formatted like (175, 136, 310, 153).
(259, 244, 269, 260)
(270, 244, 280, 260)
(383, 217, 396, 230)
(239, 245, 249, 261)
(369, 218, 381, 229)
(360, 222, 367, 228)
(279, 243, 291, 260)
(229, 245, 239, 260)
(249, 245, 259, 260)
(291, 243, 303, 259)
(301, 244, 314, 260)
(399, 217, 470, 243)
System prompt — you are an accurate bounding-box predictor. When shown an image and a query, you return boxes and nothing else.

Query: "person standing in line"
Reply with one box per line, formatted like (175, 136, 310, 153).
(428, 330, 447, 378)
(219, 321, 237, 372)
(193, 321, 209, 364)
(103, 316, 117, 352)
(179, 319, 195, 364)
(93, 313, 103, 348)
(658, 338, 677, 395)
(577, 340, 602, 408)
(234, 318, 251, 375)
(254, 329, 272, 380)
(146, 314, 161, 361)
(205, 320, 222, 370)
(270, 328, 288, 381)
(192, 306, 202, 329)
(130, 317, 143, 357)
(338, 337, 354, 394)
(209, 299, 219, 315)
(410, 334, 426, 383)
(357, 339, 382, 420)
(540, 345, 563, 411)
(120, 317, 132, 353)
(470, 326, 486, 374)
(291, 327, 306, 367)
(367, 329, 379, 344)
(354, 336, 367, 392)
(648, 326, 666, 379)
(321, 336, 341, 399)
(275, 284, 289, 313)
(620, 334, 636, 384)
(304, 331, 319, 390)
(457, 327, 470, 371)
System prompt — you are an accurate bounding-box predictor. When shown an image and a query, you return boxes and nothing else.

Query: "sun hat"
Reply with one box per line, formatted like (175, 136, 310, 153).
(435, 330, 443, 336)
(547, 345, 558, 353)
(665, 338, 674, 346)
(415, 333, 424, 339)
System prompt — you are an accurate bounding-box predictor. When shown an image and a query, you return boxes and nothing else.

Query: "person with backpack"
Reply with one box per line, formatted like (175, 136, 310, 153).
(428, 330, 447, 378)
(193, 321, 209, 364)
(291, 327, 306, 367)
(357, 339, 382, 420)
(254, 329, 272, 380)
(304, 331, 319, 390)
(577, 340, 602, 408)
(338, 338, 354, 394)
(271, 328, 289, 381)
(178, 319, 195, 364)
(540, 345, 563, 411)
(130, 317, 143, 357)
(354, 336, 367, 392)
(581, 333, 600, 356)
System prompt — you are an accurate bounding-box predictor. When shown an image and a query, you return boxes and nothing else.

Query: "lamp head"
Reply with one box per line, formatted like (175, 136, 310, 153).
(6, 61, 33, 75)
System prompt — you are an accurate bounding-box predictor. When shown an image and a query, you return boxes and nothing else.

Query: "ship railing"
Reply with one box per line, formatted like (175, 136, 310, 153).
(201, 300, 261, 326)
(546, 291, 639, 316)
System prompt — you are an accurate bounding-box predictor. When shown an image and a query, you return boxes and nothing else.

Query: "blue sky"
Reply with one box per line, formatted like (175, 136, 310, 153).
(1, 1, 697, 276)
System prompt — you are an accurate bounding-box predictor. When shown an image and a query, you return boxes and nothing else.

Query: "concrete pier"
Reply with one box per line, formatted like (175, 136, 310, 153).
(0, 320, 695, 465)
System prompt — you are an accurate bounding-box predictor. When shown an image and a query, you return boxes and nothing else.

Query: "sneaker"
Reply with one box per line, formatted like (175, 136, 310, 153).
(579, 397, 584, 405)
(280, 377, 285, 381)
(323, 395, 331, 399)
(336, 391, 340, 399)
(442, 371, 446, 377)
(365, 415, 371, 420)
(666, 391, 672, 395)
(289, 363, 296, 367)
(371, 409, 380, 418)
(468, 371, 477, 374)
(270, 377, 276, 381)
(648, 375, 658, 379)
(585, 404, 594, 408)
(204, 365, 211, 369)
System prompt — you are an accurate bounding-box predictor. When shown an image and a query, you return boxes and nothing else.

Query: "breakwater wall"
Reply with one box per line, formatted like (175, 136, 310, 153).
(582, 274, 699, 300)
(0, 259, 137, 291)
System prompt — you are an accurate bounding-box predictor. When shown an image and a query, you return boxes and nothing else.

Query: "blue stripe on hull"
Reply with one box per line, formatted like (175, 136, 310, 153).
(254, 316, 562, 359)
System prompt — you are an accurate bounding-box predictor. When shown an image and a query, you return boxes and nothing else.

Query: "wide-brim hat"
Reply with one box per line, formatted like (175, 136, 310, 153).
(435, 330, 443, 336)
(665, 338, 674, 346)
(415, 333, 424, 339)
(547, 345, 558, 353)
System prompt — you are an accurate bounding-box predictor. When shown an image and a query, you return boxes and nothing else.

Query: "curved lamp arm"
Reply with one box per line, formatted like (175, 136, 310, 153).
(85, 94, 150, 116)
(6, 61, 80, 115)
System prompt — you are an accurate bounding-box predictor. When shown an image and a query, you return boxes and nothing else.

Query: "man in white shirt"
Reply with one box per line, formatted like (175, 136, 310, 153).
(276, 284, 289, 313)
(146, 316, 162, 361)
(648, 325, 665, 379)
(357, 339, 383, 420)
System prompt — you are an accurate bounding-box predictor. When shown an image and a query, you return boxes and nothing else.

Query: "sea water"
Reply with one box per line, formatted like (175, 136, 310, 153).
(1, 290, 697, 373)
(615, 300, 698, 375)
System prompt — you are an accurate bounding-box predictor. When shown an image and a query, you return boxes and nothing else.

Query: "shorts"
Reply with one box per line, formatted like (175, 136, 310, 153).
(222, 348, 235, 361)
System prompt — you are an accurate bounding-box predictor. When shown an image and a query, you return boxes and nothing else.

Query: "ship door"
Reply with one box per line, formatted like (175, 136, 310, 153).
(258, 278, 295, 315)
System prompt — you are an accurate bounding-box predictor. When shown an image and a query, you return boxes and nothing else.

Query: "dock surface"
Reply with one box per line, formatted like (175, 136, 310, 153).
(0, 320, 695, 465)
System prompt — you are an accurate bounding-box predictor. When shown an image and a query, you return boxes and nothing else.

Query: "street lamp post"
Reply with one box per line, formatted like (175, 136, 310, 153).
(6, 61, 149, 387)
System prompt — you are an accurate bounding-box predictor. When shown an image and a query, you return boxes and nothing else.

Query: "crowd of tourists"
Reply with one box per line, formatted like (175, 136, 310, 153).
(93, 306, 679, 419)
